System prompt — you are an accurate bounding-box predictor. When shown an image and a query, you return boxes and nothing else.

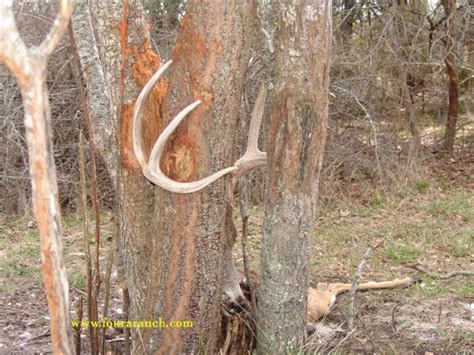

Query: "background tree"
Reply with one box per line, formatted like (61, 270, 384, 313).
(441, 0, 459, 154)
(257, 1, 332, 352)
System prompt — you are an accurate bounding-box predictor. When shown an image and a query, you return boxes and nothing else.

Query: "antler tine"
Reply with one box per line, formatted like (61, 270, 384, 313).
(235, 83, 267, 172)
(146, 100, 236, 193)
(133, 59, 173, 167)
(133, 60, 267, 193)
(133, 60, 236, 193)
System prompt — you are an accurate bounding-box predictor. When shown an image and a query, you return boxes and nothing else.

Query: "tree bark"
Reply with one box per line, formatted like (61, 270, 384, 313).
(257, 1, 332, 353)
(72, 0, 166, 319)
(138, 1, 256, 352)
(73, 0, 256, 352)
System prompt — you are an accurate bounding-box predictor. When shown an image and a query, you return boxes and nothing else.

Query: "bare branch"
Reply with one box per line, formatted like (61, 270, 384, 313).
(408, 265, 474, 279)
(0, 0, 29, 85)
(347, 239, 384, 330)
(39, 0, 75, 56)
(337, 86, 382, 177)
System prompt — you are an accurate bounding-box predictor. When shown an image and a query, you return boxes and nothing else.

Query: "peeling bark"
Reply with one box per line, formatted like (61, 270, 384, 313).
(72, 0, 163, 337)
(72, 1, 166, 319)
(137, 1, 256, 352)
(73, 0, 256, 352)
(257, 1, 332, 353)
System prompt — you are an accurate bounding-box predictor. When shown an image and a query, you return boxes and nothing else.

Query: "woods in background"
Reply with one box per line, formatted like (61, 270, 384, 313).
(2, 1, 472, 215)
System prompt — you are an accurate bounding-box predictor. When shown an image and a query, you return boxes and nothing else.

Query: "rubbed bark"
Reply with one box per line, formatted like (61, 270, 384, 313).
(72, 0, 163, 324)
(74, 0, 256, 352)
(0, 1, 74, 353)
(442, 0, 459, 154)
(138, 1, 256, 353)
(257, 1, 332, 353)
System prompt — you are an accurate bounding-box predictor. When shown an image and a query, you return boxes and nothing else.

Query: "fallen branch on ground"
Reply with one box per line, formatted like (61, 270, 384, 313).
(408, 265, 474, 279)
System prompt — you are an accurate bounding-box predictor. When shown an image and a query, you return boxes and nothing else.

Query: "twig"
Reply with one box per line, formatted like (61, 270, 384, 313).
(107, 337, 126, 343)
(239, 180, 257, 319)
(336, 86, 382, 178)
(391, 302, 401, 332)
(79, 131, 99, 354)
(74, 287, 87, 297)
(356, 314, 375, 353)
(101, 217, 118, 354)
(347, 238, 384, 330)
(68, 21, 105, 355)
(115, 3, 130, 353)
(22, 330, 51, 345)
(408, 265, 474, 279)
(123, 285, 131, 355)
(437, 302, 443, 323)
(74, 296, 84, 355)
(333, 327, 356, 350)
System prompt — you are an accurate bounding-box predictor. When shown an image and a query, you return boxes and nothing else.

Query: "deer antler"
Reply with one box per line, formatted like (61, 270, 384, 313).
(132, 60, 267, 193)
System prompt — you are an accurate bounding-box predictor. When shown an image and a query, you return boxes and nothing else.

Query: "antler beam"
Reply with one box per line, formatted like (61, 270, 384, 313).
(132, 60, 267, 193)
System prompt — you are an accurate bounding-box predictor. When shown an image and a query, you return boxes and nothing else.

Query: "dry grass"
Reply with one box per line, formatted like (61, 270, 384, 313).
(234, 162, 473, 353)
(0, 212, 120, 353)
(1, 161, 473, 353)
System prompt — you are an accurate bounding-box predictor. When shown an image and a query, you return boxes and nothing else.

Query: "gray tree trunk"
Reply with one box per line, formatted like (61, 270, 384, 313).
(71, 0, 159, 324)
(385, 1, 421, 165)
(257, 1, 332, 353)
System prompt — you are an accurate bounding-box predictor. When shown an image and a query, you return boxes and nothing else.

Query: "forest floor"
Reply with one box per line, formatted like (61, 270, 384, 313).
(1, 157, 473, 354)
(236, 157, 474, 354)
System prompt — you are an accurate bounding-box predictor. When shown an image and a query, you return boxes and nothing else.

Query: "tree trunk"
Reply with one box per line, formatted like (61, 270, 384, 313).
(257, 1, 332, 353)
(386, 3, 421, 164)
(401, 69, 422, 163)
(442, 0, 459, 155)
(73, 0, 256, 352)
(72, 0, 162, 328)
(139, 1, 256, 352)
